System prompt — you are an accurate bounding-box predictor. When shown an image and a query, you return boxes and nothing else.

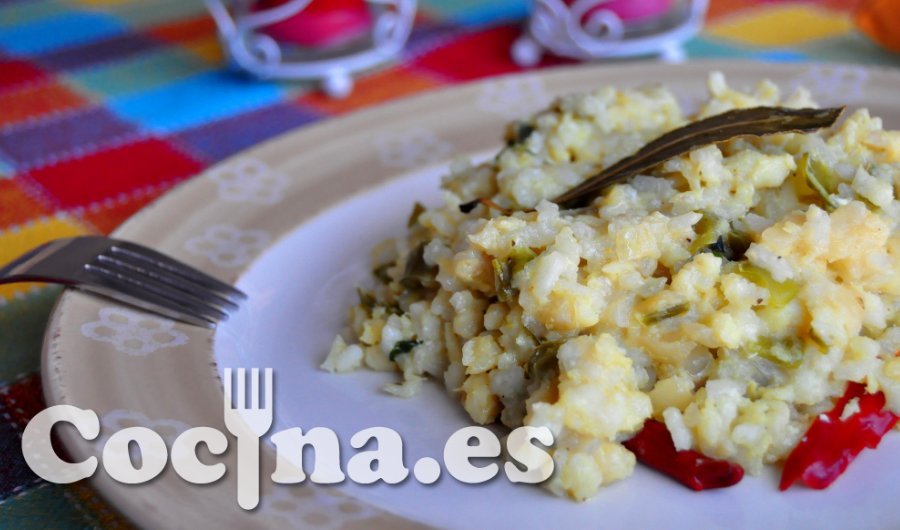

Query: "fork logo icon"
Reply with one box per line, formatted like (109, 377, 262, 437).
(223, 368, 274, 510)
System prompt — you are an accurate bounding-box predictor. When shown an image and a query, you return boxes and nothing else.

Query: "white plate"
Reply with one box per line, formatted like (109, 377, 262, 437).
(43, 61, 900, 529)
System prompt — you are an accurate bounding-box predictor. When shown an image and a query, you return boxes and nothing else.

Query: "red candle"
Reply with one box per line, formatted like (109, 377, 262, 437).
(254, 0, 372, 48)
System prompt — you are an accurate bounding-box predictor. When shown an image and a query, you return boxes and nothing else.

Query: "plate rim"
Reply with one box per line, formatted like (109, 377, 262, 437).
(40, 59, 900, 529)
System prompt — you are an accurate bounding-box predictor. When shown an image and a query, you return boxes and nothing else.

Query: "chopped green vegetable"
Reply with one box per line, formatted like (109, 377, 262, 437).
(691, 214, 751, 261)
(690, 214, 729, 254)
(734, 262, 800, 308)
(389, 339, 421, 361)
(509, 247, 537, 275)
(642, 302, 690, 325)
(492, 247, 536, 302)
(799, 153, 839, 211)
(744, 337, 804, 368)
(407, 202, 426, 228)
(526, 341, 560, 381)
(492, 258, 514, 302)
(709, 232, 752, 261)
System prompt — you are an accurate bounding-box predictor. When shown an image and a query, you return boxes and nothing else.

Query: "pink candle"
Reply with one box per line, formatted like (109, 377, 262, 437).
(254, 0, 372, 48)
(569, 0, 673, 23)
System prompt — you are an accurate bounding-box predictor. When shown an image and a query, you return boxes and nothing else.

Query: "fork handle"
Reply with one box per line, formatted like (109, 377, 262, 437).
(0, 239, 76, 284)
(236, 434, 261, 510)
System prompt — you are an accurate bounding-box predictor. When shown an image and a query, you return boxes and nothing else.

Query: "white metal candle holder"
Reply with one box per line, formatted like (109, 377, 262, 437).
(204, 0, 417, 98)
(511, 0, 709, 66)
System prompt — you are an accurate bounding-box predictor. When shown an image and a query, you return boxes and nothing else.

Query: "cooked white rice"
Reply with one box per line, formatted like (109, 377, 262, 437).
(323, 72, 900, 501)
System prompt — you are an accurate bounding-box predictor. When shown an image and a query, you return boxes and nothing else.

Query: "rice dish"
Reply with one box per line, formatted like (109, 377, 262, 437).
(323, 72, 900, 500)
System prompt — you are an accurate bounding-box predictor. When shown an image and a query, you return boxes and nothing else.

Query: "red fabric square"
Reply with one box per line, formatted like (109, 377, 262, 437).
(0, 374, 43, 427)
(411, 25, 573, 81)
(24, 139, 203, 209)
(0, 60, 47, 92)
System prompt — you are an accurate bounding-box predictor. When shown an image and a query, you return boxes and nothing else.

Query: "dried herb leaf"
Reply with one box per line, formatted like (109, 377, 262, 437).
(407, 202, 426, 228)
(506, 121, 535, 146)
(401, 243, 436, 290)
(553, 106, 844, 209)
(389, 339, 421, 361)
(373, 263, 393, 284)
(459, 199, 480, 213)
(458, 197, 511, 214)
(357, 288, 376, 309)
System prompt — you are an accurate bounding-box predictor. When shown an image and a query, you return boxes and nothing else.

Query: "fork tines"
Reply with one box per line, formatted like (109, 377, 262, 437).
(84, 239, 246, 327)
(223, 368, 274, 410)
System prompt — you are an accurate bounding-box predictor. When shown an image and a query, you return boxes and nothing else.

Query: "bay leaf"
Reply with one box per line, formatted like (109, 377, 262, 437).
(552, 106, 844, 209)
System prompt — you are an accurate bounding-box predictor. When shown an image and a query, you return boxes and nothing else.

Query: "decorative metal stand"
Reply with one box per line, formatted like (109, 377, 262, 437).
(205, 0, 417, 98)
(511, 0, 708, 66)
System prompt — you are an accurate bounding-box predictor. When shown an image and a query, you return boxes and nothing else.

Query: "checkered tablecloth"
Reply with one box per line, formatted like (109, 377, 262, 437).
(0, 0, 897, 526)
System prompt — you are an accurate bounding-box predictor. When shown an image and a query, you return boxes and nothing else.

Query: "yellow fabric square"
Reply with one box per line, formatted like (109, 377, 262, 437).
(0, 216, 93, 301)
(706, 5, 853, 47)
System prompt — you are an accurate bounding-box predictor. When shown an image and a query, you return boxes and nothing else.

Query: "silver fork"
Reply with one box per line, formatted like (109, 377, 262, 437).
(223, 367, 273, 511)
(0, 236, 245, 327)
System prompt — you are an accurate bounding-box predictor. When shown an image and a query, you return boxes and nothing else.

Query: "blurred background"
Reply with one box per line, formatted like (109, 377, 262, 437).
(0, 0, 898, 527)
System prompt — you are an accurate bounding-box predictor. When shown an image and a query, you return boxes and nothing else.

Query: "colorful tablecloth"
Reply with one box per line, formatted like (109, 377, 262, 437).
(0, 0, 897, 526)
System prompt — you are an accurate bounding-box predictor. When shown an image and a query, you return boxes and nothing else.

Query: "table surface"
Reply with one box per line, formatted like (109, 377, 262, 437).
(0, 0, 897, 527)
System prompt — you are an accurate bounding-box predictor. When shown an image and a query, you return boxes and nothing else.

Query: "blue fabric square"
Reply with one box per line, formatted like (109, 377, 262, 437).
(175, 102, 322, 162)
(108, 70, 285, 134)
(754, 49, 808, 62)
(0, 12, 126, 55)
(0, 156, 14, 178)
(423, 0, 528, 25)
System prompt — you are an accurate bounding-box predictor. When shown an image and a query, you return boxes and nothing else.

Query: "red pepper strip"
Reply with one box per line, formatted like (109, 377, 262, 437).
(624, 419, 744, 491)
(780, 382, 899, 490)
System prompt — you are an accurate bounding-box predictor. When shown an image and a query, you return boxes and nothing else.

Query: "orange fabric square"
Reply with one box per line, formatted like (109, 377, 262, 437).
(0, 81, 88, 128)
(148, 14, 217, 43)
(706, 0, 756, 20)
(183, 36, 225, 64)
(298, 66, 439, 114)
(80, 185, 167, 234)
(0, 180, 53, 230)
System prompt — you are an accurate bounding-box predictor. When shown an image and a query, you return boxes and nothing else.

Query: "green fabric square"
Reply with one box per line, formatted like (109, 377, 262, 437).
(0, 286, 62, 386)
(66, 48, 211, 98)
